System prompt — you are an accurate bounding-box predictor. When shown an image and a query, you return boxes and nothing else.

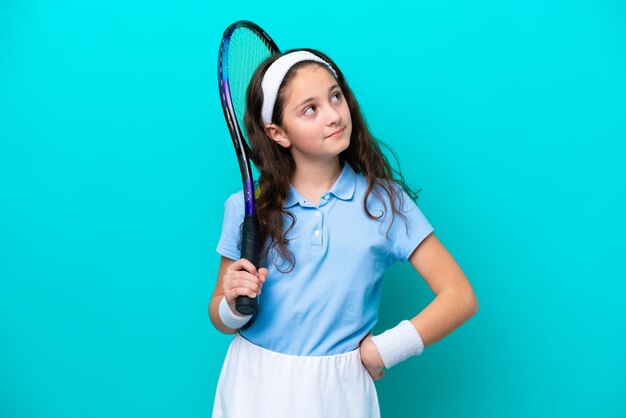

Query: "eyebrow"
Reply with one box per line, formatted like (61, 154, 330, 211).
(293, 84, 340, 110)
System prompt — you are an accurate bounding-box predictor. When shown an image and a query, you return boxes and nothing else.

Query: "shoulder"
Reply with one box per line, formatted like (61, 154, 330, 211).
(354, 174, 417, 213)
(221, 190, 246, 222)
(223, 189, 245, 208)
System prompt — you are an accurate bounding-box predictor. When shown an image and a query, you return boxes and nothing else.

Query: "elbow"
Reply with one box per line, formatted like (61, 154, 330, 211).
(467, 294, 479, 316)
(443, 289, 478, 319)
(460, 283, 479, 316)
(454, 290, 478, 317)
(471, 300, 479, 316)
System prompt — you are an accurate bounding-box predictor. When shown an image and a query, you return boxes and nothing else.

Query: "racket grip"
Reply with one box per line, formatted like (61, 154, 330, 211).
(235, 215, 261, 316)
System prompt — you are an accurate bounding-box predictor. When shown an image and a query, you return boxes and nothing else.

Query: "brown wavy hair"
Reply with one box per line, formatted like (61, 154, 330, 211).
(244, 48, 422, 273)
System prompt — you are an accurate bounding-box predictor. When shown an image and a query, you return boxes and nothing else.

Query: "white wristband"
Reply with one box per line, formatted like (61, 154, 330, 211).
(218, 296, 253, 329)
(370, 320, 425, 369)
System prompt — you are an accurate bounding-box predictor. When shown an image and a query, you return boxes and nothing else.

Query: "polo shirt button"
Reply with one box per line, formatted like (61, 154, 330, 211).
(314, 230, 320, 236)
(315, 211, 321, 217)
(324, 195, 330, 200)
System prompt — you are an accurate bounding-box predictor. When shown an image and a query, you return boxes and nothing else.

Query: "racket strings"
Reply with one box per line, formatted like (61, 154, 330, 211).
(227, 27, 275, 142)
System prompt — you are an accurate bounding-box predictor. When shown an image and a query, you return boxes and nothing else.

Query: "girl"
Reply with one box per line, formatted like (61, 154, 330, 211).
(209, 48, 478, 418)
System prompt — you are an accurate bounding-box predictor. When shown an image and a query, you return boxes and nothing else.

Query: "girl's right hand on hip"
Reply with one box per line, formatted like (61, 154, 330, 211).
(222, 258, 268, 310)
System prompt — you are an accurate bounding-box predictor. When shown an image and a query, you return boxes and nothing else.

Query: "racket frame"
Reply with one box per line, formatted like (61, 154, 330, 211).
(217, 20, 280, 316)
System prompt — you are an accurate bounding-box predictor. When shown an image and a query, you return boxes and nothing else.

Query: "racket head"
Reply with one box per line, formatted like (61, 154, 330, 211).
(220, 21, 279, 144)
(218, 21, 280, 216)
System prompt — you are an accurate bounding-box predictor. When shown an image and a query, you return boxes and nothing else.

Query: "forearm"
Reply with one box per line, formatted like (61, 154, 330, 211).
(410, 290, 478, 347)
(208, 295, 239, 335)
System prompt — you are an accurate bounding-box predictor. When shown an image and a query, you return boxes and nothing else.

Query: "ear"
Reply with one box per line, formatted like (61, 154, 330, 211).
(264, 124, 291, 149)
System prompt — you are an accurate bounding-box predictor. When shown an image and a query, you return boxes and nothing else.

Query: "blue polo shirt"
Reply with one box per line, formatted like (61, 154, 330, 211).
(216, 162, 434, 356)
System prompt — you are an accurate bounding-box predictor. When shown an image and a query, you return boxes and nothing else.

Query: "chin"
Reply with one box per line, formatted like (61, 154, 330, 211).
(338, 137, 350, 152)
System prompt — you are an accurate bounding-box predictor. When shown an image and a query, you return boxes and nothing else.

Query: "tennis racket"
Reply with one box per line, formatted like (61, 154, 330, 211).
(217, 21, 280, 316)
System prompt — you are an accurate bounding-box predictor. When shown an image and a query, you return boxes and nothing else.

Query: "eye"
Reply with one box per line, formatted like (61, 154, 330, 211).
(331, 91, 343, 103)
(303, 105, 317, 116)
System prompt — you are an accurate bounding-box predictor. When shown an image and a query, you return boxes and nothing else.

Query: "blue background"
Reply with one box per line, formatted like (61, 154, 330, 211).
(1, 1, 624, 417)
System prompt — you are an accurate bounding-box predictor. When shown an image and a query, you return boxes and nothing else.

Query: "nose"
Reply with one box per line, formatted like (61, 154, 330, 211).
(325, 104, 341, 126)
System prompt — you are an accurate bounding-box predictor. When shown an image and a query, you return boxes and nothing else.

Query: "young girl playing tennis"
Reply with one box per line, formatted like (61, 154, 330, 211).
(209, 48, 478, 418)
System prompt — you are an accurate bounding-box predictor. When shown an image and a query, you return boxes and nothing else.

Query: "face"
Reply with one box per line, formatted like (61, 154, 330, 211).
(266, 64, 352, 165)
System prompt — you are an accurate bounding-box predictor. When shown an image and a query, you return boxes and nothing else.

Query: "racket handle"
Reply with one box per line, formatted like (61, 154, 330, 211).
(235, 215, 261, 316)
(235, 295, 257, 316)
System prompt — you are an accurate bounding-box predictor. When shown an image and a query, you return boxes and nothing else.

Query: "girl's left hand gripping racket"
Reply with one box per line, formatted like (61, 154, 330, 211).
(217, 21, 280, 316)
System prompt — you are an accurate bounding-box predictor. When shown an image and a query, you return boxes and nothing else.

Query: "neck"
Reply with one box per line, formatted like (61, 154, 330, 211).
(291, 157, 343, 194)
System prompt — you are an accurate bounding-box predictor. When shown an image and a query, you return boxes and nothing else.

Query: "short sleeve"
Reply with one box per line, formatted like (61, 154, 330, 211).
(216, 191, 245, 261)
(388, 190, 434, 263)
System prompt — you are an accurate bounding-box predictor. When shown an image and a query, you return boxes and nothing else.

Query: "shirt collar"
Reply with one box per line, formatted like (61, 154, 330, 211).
(283, 162, 357, 208)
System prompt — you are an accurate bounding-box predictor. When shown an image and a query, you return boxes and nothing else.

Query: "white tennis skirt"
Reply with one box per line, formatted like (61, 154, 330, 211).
(212, 332, 380, 418)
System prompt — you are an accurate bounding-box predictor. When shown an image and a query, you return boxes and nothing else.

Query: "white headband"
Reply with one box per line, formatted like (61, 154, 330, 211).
(261, 51, 338, 125)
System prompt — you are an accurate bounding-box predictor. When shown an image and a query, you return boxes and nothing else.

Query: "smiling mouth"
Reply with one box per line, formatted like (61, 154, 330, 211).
(326, 128, 344, 138)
